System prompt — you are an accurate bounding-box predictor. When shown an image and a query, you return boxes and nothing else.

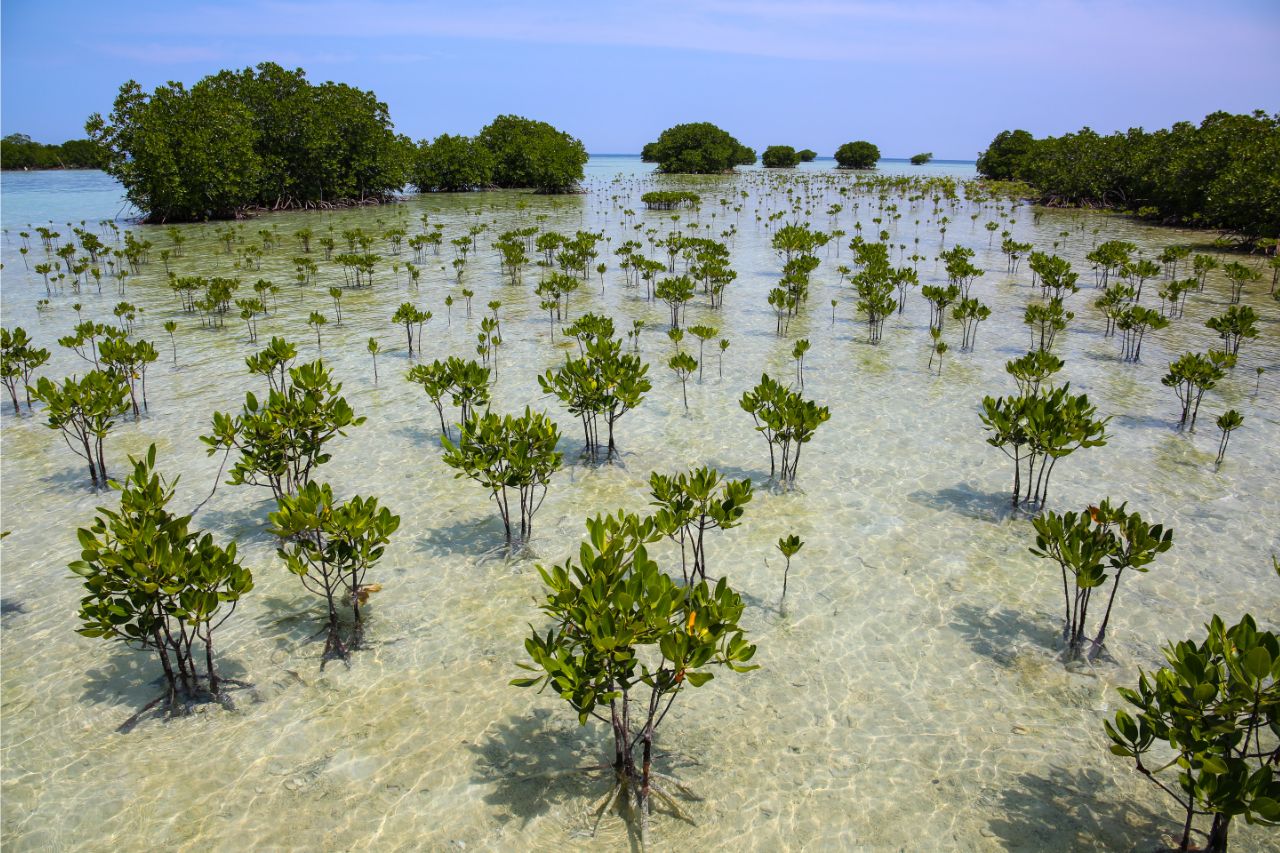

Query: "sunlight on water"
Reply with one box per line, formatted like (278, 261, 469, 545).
(1, 159, 1277, 851)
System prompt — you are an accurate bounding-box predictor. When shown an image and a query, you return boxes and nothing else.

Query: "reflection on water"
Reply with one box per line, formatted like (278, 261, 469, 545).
(1, 159, 1277, 851)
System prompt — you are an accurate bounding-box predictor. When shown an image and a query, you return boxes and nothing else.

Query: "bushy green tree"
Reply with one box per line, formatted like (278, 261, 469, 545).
(642, 123, 756, 174)
(476, 114, 587, 193)
(834, 141, 880, 169)
(797, 148, 817, 162)
(910, 152, 933, 165)
(70, 445, 253, 706)
(411, 133, 494, 192)
(762, 145, 801, 168)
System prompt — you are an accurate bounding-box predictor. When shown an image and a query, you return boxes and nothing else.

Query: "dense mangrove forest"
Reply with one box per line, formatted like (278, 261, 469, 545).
(0, 60, 1276, 851)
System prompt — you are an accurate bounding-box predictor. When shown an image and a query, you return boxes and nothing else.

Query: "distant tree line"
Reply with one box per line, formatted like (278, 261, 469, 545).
(412, 115, 588, 194)
(1, 134, 105, 170)
(977, 110, 1280, 239)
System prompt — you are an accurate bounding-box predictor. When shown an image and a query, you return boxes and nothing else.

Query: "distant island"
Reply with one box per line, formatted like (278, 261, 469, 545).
(1, 134, 104, 170)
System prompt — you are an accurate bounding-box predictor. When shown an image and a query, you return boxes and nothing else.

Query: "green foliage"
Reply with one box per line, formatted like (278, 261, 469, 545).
(201, 355, 364, 500)
(834, 141, 881, 170)
(406, 356, 491, 441)
(1, 326, 50, 413)
(976, 111, 1280, 239)
(980, 372, 1110, 508)
(667, 351, 697, 412)
(1206, 305, 1259, 356)
(1162, 350, 1234, 431)
(762, 145, 801, 168)
(441, 407, 563, 550)
(538, 334, 650, 462)
(910, 152, 933, 166)
(648, 467, 752, 584)
(87, 63, 409, 221)
(797, 149, 817, 162)
(269, 481, 399, 661)
(69, 444, 252, 704)
(411, 133, 494, 192)
(1215, 409, 1244, 465)
(740, 373, 831, 489)
(392, 302, 432, 355)
(476, 115, 588, 193)
(29, 371, 130, 487)
(514, 510, 757, 841)
(1030, 499, 1172, 659)
(1104, 614, 1279, 852)
(777, 534, 803, 604)
(1, 133, 105, 169)
(640, 191, 700, 210)
(642, 122, 756, 174)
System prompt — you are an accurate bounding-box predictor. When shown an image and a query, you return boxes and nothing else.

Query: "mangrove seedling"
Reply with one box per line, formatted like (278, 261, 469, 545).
(1162, 350, 1233, 432)
(29, 371, 129, 487)
(513, 510, 757, 844)
(687, 324, 717, 381)
(740, 373, 831, 490)
(1, 327, 50, 413)
(70, 444, 253, 708)
(777, 534, 803, 606)
(1205, 305, 1259, 357)
(393, 302, 432, 355)
(269, 481, 399, 662)
(792, 339, 810, 389)
(163, 320, 177, 365)
(718, 339, 729, 379)
(667, 351, 697, 413)
(1214, 409, 1243, 466)
(441, 407, 563, 552)
(367, 337, 382, 384)
(307, 311, 327, 348)
(1104, 613, 1279, 852)
(648, 466, 752, 584)
(406, 356, 491, 441)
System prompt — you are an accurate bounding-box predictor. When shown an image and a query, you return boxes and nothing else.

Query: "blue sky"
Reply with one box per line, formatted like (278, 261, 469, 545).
(3, 0, 1278, 159)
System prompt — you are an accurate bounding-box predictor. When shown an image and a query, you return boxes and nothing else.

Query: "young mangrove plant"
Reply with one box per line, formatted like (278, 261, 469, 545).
(367, 337, 382, 383)
(1115, 305, 1168, 362)
(1104, 613, 1278, 853)
(1, 327, 50, 413)
(1205, 305, 1259, 358)
(1030, 499, 1172, 660)
(667, 351, 697, 413)
(1214, 410, 1243, 466)
(1162, 350, 1233, 432)
(393, 302, 432, 356)
(952, 297, 991, 351)
(777, 534, 803, 608)
(70, 445, 253, 710)
(441, 407, 563, 552)
(513, 510, 757, 844)
(538, 336, 649, 463)
(980, 383, 1110, 508)
(406, 356, 491, 441)
(29, 371, 130, 487)
(269, 482, 399, 663)
(99, 336, 158, 418)
(648, 466, 752, 584)
(202, 356, 364, 501)
(1024, 297, 1073, 352)
(740, 373, 831, 490)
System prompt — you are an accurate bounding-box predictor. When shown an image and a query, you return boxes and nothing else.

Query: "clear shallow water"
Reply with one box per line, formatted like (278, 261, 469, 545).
(1, 159, 1277, 852)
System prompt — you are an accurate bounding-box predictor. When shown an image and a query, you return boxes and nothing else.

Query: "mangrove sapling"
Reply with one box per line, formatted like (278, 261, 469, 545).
(648, 466, 752, 584)
(99, 336, 158, 418)
(1115, 306, 1169, 362)
(927, 328, 948, 374)
(921, 284, 959, 332)
(777, 534, 803, 608)
(655, 275, 695, 329)
(980, 384, 1110, 508)
(855, 274, 895, 344)
(792, 338, 811, 390)
(1205, 306, 1259, 357)
(952, 297, 991, 351)
(367, 338, 382, 384)
(1024, 298, 1073, 351)
(163, 320, 178, 365)
(667, 352, 697, 413)
(407, 357, 491, 441)
(1095, 282, 1136, 337)
(739, 374, 831, 490)
(718, 339, 729, 379)
(269, 482, 399, 662)
(1006, 350, 1064, 397)
(393, 302, 432, 355)
(70, 444, 253, 710)
(307, 311, 327, 348)
(328, 287, 343, 325)
(201, 359, 364, 501)
(1104, 613, 1279, 853)
(1221, 260, 1261, 304)
(29, 371, 130, 487)
(1214, 410, 1243, 466)
(1, 327, 50, 413)
(441, 408, 563, 552)
(1161, 350, 1233, 432)
(513, 511, 757, 844)
(687, 325, 717, 381)
(1191, 253, 1218, 291)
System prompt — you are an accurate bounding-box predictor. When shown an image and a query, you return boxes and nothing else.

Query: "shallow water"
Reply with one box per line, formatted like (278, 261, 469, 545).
(1, 159, 1277, 852)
